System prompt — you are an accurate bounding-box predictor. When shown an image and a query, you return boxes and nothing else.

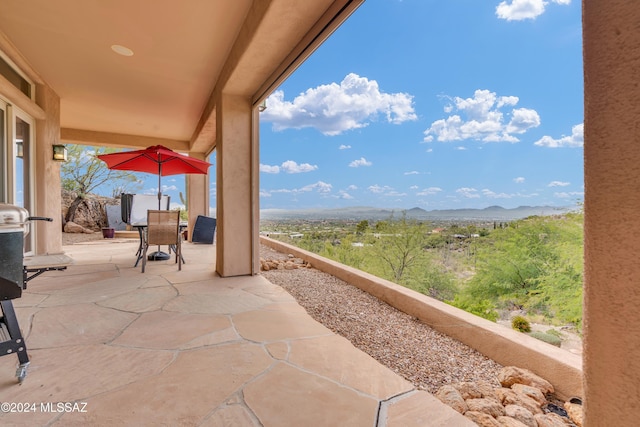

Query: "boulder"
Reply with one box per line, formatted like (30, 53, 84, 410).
(61, 190, 119, 231)
(435, 385, 468, 414)
(437, 368, 579, 426)
(495, 388, 543, 415)
(533, 413, 568, 427)
(260, 258, 306, 271)
(498, 366, 554, 394)
(504, 405, 536, 427)
(64, 221, 95, 234)
(564, 402, 583, 427)
(466, 398, 505, 418)
(511, 384, 547, 406)
(452, 381, 484, 400)
(496, 416, 529, 427)
(465, 411, 501, 427)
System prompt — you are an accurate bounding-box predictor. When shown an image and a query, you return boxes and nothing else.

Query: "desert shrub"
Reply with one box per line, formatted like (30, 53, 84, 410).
(527, 331, 562, 347)
(545, 329, 563, 338)
(511, 315, 531, 332)
(449, 295, 498, 321)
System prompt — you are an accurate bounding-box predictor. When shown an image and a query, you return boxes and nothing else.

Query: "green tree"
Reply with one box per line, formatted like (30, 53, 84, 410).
(368, 214, 428, 283)
(453, 214, 583, 327)
(404, 254, 458, 301)
(61, 145, 141, 222)
(355, 219, 369, 235)
(320, 234, 365, 269)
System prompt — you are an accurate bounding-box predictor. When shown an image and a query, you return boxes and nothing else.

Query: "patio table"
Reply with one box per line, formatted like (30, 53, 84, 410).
(133, 223, 187, 267)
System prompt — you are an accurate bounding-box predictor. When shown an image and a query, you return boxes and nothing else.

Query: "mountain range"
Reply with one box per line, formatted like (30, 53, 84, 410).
(260, 205, 576, 221)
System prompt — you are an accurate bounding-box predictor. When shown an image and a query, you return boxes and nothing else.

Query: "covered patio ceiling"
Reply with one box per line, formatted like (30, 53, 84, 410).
(0, 0, 362, 154)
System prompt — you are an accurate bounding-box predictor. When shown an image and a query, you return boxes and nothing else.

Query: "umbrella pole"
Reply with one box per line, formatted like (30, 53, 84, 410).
(148, 160, 170, 261)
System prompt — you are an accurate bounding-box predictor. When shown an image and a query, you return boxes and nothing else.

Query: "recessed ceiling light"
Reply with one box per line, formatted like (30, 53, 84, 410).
(111, 44, 134, 57)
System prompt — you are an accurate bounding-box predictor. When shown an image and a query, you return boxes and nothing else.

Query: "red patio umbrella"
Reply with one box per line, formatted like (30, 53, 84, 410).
(97, 145, 211, 210)
(98, 145, 212, 261)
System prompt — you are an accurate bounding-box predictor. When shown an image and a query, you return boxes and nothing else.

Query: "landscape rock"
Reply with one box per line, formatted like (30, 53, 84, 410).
(563, 402, 583, 426)
(495, 388, 543, 415)
(259, 257, 308, 272)
(453, 381, 483, 400)
(511, 383, 547, 406)
(465, 411, 501, 427)
(496, 416, 529, 427)
(466, 398, 505, 418)
(64, 221, 95, 234)
(436, 367, 581, 426)
(498, 366, 554, 394)
(504, 405, 536, 427)
(533, 413, 569, 427)
(435, 385, 468, 414)
(61, 190, 117, 231)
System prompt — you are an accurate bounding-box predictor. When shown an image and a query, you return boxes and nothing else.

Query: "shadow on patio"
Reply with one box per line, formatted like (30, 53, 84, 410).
(0, 239, 471, 426)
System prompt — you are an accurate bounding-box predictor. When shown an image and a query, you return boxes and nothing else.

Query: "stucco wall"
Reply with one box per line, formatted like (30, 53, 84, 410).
(583, 1, 640, 424)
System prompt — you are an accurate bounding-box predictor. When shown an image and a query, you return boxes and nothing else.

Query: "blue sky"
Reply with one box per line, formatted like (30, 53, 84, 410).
(256, 0, 583, 211)
(99, 0, 582, 213)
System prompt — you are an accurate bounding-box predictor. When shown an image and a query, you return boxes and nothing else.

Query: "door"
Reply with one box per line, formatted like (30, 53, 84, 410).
(13, 110, 34, 254)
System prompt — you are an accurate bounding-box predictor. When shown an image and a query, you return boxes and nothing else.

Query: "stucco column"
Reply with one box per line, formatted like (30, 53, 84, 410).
(34, 84, 63, 255)
(186, 152, 210, 242)
(583, 1, 640, 424)
(215, 93, 259, 276)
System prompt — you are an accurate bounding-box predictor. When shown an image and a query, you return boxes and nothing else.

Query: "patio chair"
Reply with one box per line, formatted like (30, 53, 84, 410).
(142, 210, 182, 273)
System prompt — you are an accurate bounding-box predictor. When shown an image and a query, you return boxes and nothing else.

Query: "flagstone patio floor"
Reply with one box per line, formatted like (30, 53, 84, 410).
(0, 238, 472, 426)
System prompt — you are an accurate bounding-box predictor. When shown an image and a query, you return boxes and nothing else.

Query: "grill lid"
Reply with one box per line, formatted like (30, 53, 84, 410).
(0, 204, 29, 230)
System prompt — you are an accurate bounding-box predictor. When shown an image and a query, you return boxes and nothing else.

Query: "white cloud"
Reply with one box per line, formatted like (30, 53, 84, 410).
(534, 123, 584, 148)
(482, 189, 513, 199)
(301, 181, 332, 193)
(366, 185, 406, 198)
(404, 171, 420, 175)
(261, 73, 417, 136)
(281, 160, 318, 174)
(456, 146, 467, 150)
(339, 144, 351, 150)
(456, 187, 481, 198)
(423, 89, 540, 143)
(349, 157, 372, 167)
(260, 160, 318, 174)
(386, 191, 407, 197)
(496, 0, 570, 21)
(260, 164, 280, 174)
(417, 187, 442, 196)
(554, 191, 584, 199)
(368, 184, 393, 194)
(145, 185, 178, 195)
(347, 184, 358, 191)
(514, 177, 525, 183)
(338, 191, 354, 199)
(480, 188, 540, 199)
(262, 181, 333, 197)
(410, 185, 419, 190)
(548, 181, 570, 187)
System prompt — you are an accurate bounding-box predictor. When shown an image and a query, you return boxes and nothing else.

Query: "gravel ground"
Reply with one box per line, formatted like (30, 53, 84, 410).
(260, 244, 503, 394)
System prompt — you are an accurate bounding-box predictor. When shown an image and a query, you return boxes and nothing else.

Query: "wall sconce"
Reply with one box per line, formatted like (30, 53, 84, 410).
(52, 144, 67, 162)
(16, 140, 23, 159)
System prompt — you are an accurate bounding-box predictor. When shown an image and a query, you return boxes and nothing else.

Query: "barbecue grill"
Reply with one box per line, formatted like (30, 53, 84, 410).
(0, 203, 53, 382)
